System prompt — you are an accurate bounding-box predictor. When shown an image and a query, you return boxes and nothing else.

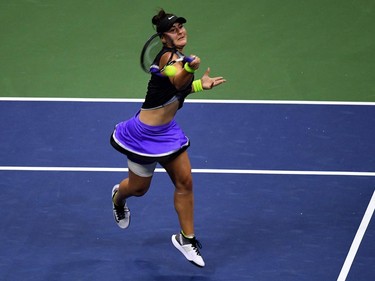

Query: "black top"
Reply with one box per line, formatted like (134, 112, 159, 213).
(142, 47, 193, 110)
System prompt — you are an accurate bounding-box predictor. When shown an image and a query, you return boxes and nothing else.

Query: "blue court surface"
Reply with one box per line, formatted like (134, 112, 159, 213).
(0, 99, 374, 281)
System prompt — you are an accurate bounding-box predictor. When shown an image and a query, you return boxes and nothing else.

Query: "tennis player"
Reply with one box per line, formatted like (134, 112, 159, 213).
(110, 9, 226, 267)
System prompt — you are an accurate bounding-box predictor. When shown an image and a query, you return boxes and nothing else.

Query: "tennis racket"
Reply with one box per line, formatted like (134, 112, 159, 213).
(140, 33, 194, 76)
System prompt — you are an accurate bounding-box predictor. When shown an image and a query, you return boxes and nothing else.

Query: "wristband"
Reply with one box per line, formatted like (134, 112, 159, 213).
(184, 63, 195, 73)
(192, 79, 203, 92)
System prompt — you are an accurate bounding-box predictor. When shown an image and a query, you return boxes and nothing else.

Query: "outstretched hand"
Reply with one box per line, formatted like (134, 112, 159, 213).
(200, 68, 226, 90)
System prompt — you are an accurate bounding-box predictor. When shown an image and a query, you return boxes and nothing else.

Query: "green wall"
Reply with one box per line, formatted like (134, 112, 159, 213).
(1, 0, 374, 101)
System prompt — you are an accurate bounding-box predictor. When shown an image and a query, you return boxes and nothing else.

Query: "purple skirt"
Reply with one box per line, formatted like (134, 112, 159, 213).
(111, 111, 190, 163)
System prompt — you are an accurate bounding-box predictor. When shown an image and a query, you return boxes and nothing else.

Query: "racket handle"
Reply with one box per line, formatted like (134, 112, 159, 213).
(149, 65, 159, 73)
(183, 56, 194, 63)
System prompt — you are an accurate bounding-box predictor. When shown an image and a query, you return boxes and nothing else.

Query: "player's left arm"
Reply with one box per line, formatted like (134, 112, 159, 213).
(192, 67, 226, 93)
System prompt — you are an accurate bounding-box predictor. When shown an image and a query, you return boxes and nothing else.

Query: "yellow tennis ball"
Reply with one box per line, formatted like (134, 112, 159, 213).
(164, 65, 177, 77)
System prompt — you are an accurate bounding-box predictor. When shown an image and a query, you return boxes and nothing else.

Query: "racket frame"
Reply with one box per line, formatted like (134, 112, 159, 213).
(140, 33, 193, 76)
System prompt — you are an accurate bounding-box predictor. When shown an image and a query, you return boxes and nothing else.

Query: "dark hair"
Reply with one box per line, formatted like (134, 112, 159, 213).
(151, 9, 172, 27)
(151, 9, 187, 34)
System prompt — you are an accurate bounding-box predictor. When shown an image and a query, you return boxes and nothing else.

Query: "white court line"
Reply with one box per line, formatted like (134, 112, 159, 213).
(2, 97, 374, 278)
(0, 166, 375, 176)
(2, 164, 375, 278)
(337, 190, 375, 281)
(1, 97, 375, 106)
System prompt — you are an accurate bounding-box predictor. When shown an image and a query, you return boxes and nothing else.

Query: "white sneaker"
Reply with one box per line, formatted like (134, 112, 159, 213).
(111, 185, 130, 229)
(171, 232, 205, 267)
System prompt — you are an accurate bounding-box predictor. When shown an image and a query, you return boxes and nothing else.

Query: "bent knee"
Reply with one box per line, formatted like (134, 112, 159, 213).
(133, 187, 149, 197)
(174, 175, 193, 193)
(128, 178, 151, 197)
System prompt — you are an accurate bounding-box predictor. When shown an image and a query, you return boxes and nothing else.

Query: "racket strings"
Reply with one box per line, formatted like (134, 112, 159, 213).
(141, 33, 188, 75)
(150, 48, 180, 74)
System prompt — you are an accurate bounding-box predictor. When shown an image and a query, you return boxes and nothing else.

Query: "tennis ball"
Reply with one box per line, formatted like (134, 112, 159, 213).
(164, 65, 177, 77)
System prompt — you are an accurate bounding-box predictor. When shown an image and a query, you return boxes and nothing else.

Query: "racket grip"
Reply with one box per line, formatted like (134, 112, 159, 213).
(149, 65, 159, 73)
(183, 56, 194, 63)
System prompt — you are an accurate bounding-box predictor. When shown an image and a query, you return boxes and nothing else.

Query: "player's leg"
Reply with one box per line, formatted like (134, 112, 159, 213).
(112, 160, 156, 228)
(161, 151, 205, 267)
(161, 151, 194, 235)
